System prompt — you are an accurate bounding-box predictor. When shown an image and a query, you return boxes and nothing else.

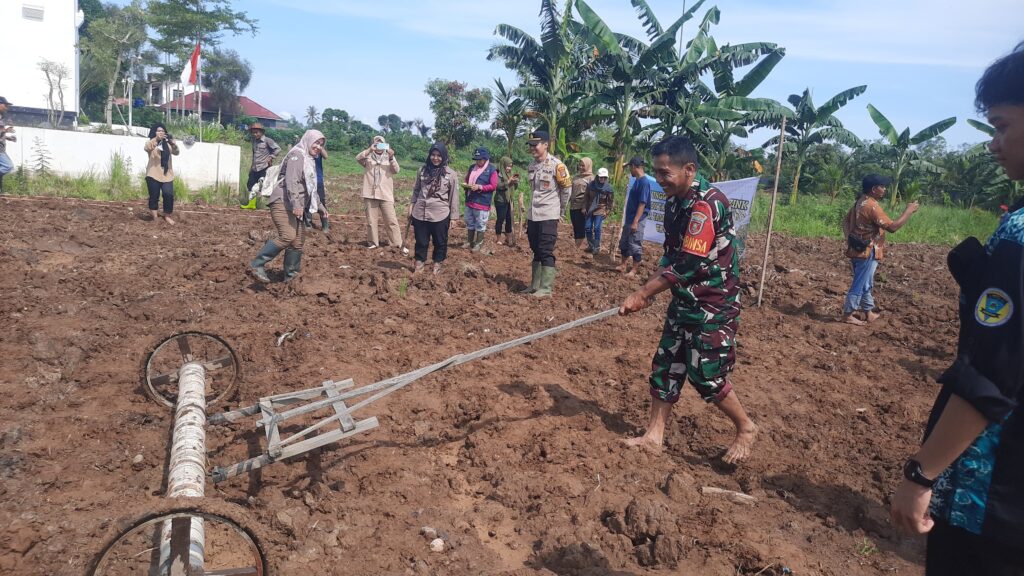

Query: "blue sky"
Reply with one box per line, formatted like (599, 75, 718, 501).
(179, 0, 1021, 147)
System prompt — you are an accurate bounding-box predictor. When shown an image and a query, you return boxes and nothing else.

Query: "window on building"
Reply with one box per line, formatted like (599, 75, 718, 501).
(22, 4, 45, 21)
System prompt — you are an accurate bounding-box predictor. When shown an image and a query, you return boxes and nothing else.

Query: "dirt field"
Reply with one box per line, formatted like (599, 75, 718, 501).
(0, 183, 961, 575)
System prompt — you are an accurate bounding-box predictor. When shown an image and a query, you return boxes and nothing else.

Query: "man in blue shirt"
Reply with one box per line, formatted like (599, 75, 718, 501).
(618, 157, 652, 277)
(890, 42, 1024, 575)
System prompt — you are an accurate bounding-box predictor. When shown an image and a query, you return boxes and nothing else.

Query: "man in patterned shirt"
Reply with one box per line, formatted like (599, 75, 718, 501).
(618, 135, 757, 464)
(890, 42, 1024, 574)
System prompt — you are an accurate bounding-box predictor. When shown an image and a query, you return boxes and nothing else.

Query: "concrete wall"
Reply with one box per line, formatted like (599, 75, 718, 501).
(6, 127, 241, 192)
(1, 1, 80, 117)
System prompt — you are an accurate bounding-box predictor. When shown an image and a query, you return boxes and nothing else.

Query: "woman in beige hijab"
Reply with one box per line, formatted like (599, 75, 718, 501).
(249, 129, 325, 282)
(356, 135, 404, 251)
(569, 157, 594, 250)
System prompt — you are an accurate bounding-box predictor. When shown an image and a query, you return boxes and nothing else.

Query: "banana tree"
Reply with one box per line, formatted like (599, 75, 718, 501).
(491, 78, 527, 159)
(866, 104, 955, 206)
(964, 119, 1021, 206)
(752, 86, 866, 204)
(489, 0, 603, 158)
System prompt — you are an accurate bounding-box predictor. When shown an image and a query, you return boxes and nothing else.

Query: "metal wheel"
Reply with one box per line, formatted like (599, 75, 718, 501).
(144, 332, 241, 408)
(88, 502, 267, 576)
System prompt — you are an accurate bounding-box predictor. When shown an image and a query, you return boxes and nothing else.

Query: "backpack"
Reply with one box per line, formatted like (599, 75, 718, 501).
(249, 163, 283, 201)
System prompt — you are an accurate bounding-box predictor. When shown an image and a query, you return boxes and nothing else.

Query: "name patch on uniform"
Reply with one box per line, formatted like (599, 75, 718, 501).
(682, 200, 714, 257)
(975, 288, 1013, 327)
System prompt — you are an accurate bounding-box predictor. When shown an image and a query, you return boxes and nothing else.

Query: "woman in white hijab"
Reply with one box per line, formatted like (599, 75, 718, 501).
(249, 129, 326, 282)
(356, 135, 404, 251)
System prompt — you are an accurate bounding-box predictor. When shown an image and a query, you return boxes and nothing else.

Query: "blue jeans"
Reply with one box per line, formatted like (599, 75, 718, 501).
(844, 250, 879, 314)
(464, 206, 489, 232)
(0, 152, 13, 176)
(585, 214, 605, 251)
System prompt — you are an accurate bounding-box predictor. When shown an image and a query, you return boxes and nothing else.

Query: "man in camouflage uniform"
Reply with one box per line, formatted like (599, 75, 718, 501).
(619, 135, 757, 464)
(521, 130, 573, 297)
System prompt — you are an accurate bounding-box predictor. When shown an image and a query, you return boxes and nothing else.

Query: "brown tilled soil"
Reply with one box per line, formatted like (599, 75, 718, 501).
(0, 184, 960, 575)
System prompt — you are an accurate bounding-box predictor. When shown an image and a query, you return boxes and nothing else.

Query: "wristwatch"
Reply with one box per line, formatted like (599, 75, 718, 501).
(903, 458, 936, 489)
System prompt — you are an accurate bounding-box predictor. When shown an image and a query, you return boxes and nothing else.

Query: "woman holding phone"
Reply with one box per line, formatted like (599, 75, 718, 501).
(144, 122, 180, 224)
(356, 135, 403, 251)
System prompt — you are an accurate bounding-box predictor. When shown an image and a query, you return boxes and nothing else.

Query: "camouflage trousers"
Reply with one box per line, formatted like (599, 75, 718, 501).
(649, 308, 737, 404)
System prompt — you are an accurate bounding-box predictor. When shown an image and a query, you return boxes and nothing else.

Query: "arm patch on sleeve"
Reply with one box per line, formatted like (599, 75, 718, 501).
(554, 163, 572, 188)
(682, 200, 715, 257)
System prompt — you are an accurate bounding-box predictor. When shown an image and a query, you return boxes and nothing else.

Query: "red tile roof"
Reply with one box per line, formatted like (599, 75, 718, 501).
(160, 92, 283, 121)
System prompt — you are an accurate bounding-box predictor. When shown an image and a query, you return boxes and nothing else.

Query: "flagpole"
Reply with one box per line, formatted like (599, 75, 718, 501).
(197, 41, 203, 143)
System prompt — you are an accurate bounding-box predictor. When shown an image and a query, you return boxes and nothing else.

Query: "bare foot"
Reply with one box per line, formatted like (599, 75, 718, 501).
(722, 423, 758, 464)
(622, 435, 663, 453)
(163, 215, 176, 225)
(843, 314, 865, 326)
(624, 268, 637, 278)
(866, 311, 880, 323)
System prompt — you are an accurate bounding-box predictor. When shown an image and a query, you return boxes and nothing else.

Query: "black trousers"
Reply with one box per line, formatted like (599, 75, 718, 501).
(527, 219, 558, 266)
(412, 217, 450, 263)
(146, 177, 174, 214)
(494, 202, 513, 234)
(926, 521, 1024, 576)
(569, 209, 586, 239)
(246, 168, 267, 193)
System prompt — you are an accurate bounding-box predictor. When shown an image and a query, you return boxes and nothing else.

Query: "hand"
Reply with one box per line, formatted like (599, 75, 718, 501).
(292, 208, 303, 219)
(619, 290, 653, 316)
(630, 222, 638, 233)
(890, 478, 934, 535)
(4, 126, 14, 134)
(471, 184, 481, 192)
(387, 148, 395, 158)
(906, 201, 921, 215)
(449, 220, 456, 230)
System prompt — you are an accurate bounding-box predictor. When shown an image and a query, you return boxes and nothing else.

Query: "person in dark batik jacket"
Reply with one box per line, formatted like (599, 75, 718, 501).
(618, 135, 757, 464)
(890, 42, 1024, 575)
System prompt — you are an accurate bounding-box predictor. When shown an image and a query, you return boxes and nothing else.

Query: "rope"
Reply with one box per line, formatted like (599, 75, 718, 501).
(265, 307, 621, 437)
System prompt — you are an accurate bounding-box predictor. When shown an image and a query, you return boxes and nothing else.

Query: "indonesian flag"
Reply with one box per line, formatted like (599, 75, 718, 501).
(179, 43, 201, 86)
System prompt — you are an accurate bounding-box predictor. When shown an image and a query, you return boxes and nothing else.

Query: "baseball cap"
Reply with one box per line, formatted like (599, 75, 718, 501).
(624, 156, 645, 167)
(526, 130, 550, 144)
(472, 147, 491, 160)
(862, 173, 893, 192)
(0, 96, 10, 105)
(597, 167, 609, 178)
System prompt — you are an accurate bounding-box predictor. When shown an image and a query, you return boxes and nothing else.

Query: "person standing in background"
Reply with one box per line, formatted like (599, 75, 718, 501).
(569, 157, 594, 252)
(357, 135, 403, 251)
(247, 123, 280, 194)
(144, 123, 180, 225)
(493, 156, 520, 246)
(0, 97, 17, 194)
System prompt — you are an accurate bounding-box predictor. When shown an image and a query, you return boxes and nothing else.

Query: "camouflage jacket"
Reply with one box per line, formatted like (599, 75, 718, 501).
(658, 176, 741, 326)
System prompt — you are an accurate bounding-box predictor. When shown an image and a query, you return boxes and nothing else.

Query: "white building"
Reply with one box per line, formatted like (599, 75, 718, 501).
(1, 1, 83, 127)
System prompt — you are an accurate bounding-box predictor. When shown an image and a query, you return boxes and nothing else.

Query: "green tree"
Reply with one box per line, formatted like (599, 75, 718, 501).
(377, 114, 403, 134)
(488, 0, 600, 157)
(491, 78, 527, 158)
(305, 106, 319, 127)
(753, 86, 867, 204)
(866, 104, 955, 206)
(80, 1, 148, 127)
(202, 48, 252, 125)
(425, 79, 492, 149)
(147, 0, 257, 113)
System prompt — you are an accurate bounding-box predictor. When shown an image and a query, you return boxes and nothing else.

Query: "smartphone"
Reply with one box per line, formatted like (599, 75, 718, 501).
(375, 143, 389, 151)
(460, 183, 473, 190)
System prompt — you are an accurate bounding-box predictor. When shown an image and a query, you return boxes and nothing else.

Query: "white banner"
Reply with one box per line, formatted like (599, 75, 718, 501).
(634, 175, 759, 251)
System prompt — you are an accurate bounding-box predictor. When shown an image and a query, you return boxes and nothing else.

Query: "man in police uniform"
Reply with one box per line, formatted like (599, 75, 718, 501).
(521, 130, 573, 297)
(890, 42, 1024, 574)
(619, 135, 757, 464)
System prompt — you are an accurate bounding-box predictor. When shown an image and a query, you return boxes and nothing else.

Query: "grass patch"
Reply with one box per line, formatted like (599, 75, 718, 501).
(749, 190, 1000, 246)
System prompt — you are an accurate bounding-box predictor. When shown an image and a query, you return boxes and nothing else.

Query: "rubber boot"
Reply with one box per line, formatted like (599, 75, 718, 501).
(320, 214, 330, 233)
(283, 249, 302, 281)
(249, 240, 283, 283)
(532, 266, 556, 298)
(472, 231, 485, 253)
(465, 230, 476, 249)
(519, 261, 541, 294)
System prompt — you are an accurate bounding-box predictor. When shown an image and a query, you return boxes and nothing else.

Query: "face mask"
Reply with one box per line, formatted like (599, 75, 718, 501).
(375, 143, 389, 151)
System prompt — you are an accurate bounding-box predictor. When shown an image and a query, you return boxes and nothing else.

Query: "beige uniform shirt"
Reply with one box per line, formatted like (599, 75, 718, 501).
(356, 149, 401, 201)
(250, 136, 280, 172)
(268, 152, 309, 211)
(527, 154, 572, 222)
(144, 138, 180, 183)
